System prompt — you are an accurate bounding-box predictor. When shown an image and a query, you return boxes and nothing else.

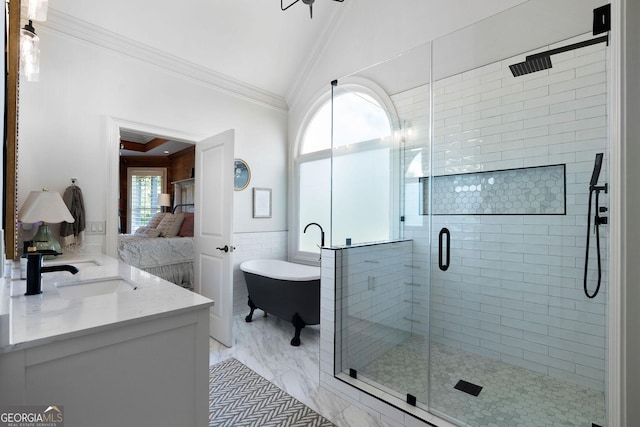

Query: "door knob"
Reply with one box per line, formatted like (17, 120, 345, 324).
(216, 245, 229, 253)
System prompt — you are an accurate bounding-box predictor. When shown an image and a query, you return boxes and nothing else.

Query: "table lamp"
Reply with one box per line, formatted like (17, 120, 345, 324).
(159, 193, 171, 213)
(18, 189, 75, 254)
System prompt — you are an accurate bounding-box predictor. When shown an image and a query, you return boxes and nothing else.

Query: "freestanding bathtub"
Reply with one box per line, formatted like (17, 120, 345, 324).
(240, 259, 321, 346)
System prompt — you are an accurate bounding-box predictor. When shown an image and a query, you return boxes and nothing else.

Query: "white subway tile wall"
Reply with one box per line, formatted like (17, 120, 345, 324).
(334, 241, 414, 373)
(403, 33, 607, 391)
(322, 248, 447, 427)
(232, 231, 288, 315)
(323, 32, 608, 427)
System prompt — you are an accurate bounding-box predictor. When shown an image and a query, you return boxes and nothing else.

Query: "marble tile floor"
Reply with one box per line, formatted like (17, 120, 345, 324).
(356, 336, 606, 427)
(209, 313, 398, 427)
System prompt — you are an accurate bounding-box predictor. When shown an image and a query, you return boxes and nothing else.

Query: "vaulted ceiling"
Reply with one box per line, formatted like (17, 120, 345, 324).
(43, 0, 535, 155)
(47, 0, 344, 103)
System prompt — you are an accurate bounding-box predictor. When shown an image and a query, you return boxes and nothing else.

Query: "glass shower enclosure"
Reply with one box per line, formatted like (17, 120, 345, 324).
(332, 1, 610, 426)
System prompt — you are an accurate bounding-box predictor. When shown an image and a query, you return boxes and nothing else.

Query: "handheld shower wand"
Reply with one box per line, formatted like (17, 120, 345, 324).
(589, 152, 604, 190)
(583, 153, 608, 299)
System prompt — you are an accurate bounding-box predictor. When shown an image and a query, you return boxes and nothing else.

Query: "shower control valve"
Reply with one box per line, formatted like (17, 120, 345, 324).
(594, 183, 608, 194)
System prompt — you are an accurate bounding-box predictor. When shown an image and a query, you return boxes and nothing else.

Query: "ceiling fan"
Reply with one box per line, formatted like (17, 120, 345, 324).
(281, 0, 344, 19)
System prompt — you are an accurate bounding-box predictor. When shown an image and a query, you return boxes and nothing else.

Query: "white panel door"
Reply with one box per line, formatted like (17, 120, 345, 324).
(194, 129, 234, 347)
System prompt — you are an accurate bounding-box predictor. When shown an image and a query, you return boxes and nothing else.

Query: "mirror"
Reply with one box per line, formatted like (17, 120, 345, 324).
(234, 159, 251, 191)
(4, 0, 20, 260)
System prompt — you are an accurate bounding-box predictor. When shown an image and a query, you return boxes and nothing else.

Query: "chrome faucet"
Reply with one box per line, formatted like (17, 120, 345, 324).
(26, 251, 79, 295)
(303, 222, 325, 248)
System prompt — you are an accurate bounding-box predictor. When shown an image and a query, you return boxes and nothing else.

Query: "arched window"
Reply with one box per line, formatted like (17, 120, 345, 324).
(294, 84, 395, 260)
(301, 92, 393, 154)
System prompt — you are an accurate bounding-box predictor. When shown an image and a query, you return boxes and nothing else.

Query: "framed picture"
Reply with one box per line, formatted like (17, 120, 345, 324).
(234, 159, 250, 191)
(253, 188, 272, 218)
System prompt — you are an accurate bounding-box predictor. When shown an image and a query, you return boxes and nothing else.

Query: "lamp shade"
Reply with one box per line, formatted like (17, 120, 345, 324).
(21, 0, 49, 21)
(159, 193, 171, 207)
(18, 190, 74, 223)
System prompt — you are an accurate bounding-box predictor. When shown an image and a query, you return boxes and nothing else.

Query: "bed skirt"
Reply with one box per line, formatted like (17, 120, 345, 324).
(141, 262, 194, 291)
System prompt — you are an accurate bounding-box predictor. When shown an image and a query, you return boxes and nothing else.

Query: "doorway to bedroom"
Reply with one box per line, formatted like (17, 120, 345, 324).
(108, 120, 238, 348)
(115, 128, 197, 291)
(118, 128, 195, 234)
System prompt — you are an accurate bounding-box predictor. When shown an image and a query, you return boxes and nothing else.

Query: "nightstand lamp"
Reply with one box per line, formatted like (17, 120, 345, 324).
(159, 193, 171, 213)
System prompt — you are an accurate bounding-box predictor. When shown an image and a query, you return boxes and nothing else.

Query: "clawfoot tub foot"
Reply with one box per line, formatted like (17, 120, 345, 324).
(290, 312, 306, 346)
(245, 297, 257, 323)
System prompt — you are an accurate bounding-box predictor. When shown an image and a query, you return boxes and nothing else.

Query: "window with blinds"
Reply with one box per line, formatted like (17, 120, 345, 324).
(127, 168, 167, 233)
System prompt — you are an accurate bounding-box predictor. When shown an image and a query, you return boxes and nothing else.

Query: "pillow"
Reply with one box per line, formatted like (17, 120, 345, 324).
(178, 212, 194, 237)
(157, 213, 185, 238)
(134, 227, 161, 238)
(148, 212, 167, 229)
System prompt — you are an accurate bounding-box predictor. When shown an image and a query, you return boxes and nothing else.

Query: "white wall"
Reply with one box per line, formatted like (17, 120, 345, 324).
(17, 19, 288, 254)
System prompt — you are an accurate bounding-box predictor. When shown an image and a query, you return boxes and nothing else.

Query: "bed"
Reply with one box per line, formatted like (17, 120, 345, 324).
(117, 209, 195, 290)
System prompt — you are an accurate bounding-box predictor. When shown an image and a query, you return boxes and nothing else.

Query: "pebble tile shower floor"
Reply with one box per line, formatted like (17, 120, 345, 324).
(358, 336, 605, 427)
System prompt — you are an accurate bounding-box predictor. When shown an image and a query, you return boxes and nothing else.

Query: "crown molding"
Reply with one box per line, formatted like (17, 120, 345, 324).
(40, 9, 289, 112)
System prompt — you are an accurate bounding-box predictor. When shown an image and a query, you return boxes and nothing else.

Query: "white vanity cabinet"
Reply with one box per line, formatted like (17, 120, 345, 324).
(0, 254, 213, 427)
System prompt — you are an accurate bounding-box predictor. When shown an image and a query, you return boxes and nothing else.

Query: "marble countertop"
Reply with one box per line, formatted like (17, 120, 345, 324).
(0, 253, 213, 353)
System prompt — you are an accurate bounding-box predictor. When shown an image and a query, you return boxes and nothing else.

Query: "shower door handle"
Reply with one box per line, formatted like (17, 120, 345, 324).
(439, 228, 450, 271)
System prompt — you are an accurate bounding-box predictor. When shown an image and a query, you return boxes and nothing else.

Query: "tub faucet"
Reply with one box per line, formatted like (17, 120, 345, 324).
(303, 222, 325, 251)
(26, 251, 79, 296)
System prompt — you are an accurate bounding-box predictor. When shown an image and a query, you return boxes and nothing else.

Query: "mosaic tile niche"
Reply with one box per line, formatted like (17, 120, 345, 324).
(420, 164, 566, 215)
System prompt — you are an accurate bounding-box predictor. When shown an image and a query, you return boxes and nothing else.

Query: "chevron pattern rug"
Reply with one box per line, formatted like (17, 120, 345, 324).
(209, 358, 335, 427)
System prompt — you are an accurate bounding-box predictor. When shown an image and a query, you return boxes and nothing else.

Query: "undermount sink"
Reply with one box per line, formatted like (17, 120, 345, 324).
(55, 277, 138, 299)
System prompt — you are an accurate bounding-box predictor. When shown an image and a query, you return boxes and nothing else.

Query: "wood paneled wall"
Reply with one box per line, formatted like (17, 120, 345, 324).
(168, 146, 196, 193)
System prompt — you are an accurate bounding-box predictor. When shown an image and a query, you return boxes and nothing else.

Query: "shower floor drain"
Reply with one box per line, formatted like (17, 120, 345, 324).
(454, 379, 483, 396)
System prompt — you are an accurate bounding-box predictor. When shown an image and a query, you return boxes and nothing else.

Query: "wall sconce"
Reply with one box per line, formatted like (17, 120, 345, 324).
(19, 0, 48, 82)
(20, 20, 40, 82)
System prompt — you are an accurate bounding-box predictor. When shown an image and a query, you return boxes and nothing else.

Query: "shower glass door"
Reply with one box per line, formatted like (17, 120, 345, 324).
(428, 1, 609, 425)
(332, 42, 433, 406)
(333, 1, 610, 426)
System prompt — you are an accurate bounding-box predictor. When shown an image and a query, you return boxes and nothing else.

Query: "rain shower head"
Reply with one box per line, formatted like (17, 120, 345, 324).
(509, 35, 608, 78)
(509, 56, 552, 77)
